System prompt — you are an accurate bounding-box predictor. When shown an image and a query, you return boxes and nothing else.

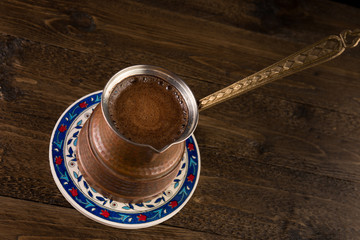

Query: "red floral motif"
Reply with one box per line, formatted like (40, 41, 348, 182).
(187, 174, 195, 183)
(169, 200, 178, 209)
(187, 143, 194, 151)
(137, 214, 147, 222)
(58, 124, 67, 133)
(100, 209, 110, 218)
(79, 101, 88, 108)
(55, 156, 63, 165)
(69, 187, 78, 197)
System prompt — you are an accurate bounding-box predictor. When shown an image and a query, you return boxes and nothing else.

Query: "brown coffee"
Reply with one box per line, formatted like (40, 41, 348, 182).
(108, 74, 189, 150)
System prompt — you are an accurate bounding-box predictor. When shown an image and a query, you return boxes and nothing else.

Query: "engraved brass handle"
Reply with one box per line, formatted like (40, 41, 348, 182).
(198, 29, 360, 111)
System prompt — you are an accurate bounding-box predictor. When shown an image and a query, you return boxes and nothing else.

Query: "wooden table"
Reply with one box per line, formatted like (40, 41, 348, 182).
(0, 0, 359, 239)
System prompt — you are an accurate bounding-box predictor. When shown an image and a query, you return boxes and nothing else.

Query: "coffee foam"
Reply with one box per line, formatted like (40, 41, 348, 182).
(108, 75, 189, 150)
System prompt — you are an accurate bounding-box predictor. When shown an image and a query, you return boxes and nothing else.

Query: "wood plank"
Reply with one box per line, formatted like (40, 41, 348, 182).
(131, 0, 360, 43)
(1, 178, 360, 239)
(197, 112, 360, 183)
(0, 196, 231, 240)
(0, 0, 359, 116)
(183, 176, 360, 239)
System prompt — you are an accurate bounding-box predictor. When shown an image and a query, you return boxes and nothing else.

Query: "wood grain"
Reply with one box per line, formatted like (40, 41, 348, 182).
(0, 0, 360, 239)
(1, 31, 360, 238)
(0, 196, 230, 240)
(0, 0, 359, 114)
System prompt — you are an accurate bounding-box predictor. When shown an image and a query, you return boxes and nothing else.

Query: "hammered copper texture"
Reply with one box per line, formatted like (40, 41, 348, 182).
(76, 104, 185, 203)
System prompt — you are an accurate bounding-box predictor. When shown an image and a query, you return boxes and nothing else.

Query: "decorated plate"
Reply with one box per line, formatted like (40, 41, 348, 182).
(49, 91, 200, 229)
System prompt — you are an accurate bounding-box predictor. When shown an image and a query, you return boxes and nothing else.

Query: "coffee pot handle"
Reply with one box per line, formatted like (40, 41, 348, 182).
(198, 29, 360, 111)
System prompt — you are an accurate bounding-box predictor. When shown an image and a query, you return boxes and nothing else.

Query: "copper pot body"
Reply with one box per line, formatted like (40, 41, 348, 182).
(76, 104, 185, 203)
(76, 65, 198, 203)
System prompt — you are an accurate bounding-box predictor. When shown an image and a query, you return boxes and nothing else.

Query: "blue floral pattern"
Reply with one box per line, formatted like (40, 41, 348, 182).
(50, 91, 200, 228)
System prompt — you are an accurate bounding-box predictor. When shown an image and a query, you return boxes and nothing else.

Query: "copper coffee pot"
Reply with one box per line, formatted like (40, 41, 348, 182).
(76, 66, 198, 203)
(77, 29, 360, 203)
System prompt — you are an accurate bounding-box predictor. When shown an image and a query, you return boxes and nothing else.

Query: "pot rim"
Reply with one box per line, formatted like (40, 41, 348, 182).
(101, 65, 199, 153)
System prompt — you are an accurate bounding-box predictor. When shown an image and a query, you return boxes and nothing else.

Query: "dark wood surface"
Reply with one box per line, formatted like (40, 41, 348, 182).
(0, 0, 359, 239)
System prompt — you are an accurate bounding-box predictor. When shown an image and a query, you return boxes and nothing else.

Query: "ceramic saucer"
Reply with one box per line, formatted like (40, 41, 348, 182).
(49, 91, 200, 229)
